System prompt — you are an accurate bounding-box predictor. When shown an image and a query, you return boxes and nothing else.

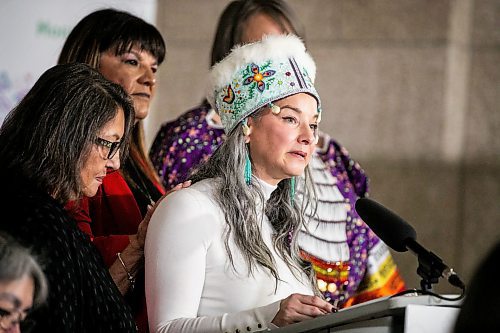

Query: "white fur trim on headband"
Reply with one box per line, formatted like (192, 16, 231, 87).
(206, 34, 316, 106)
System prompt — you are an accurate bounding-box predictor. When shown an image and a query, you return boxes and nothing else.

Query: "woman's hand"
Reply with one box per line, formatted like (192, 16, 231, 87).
(132, 180, 192, 249)
(133, 204, 156, 250)
(113, 180, 193, 294)
(271, 294, 336, 327)
(166, 180, 192, 195)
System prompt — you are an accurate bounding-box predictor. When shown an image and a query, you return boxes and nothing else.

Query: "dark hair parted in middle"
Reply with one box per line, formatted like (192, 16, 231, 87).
(58, 8, 166, 68)
(0, 63, 135, 203)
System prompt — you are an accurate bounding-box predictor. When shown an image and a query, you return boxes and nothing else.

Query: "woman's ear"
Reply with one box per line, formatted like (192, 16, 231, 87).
(242, 118, 253, 143)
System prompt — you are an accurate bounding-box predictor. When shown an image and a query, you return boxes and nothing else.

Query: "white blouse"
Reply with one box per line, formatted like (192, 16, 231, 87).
(145, 178, 313, 333)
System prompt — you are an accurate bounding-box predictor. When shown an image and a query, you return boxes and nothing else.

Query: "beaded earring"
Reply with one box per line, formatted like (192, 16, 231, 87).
(269, 102, 281, 115)
(290, 177, 296, 202)
(242, 118, 251, 136)
(244, 151, 252, 185)
(242, 119, 252, 185)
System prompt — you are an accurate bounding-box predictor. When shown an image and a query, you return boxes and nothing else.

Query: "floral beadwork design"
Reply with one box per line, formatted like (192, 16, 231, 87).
(242, 63, 275, 92)
(213, 54, 321, 133)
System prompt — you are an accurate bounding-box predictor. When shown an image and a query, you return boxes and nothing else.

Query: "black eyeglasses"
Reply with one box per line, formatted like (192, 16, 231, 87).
(95, 137, 121, 159)
(0, 307, 34, 332)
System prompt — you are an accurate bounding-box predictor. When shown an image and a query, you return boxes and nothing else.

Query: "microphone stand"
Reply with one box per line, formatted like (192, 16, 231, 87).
(406, 239, 446, 292)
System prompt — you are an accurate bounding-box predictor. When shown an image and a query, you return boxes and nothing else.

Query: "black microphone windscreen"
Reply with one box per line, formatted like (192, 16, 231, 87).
(355, 198, 417, 252)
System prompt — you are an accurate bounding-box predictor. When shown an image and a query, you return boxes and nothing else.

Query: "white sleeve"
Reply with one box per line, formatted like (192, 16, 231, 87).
(144, 188, 281, 333)
(155, 302, 281, 333)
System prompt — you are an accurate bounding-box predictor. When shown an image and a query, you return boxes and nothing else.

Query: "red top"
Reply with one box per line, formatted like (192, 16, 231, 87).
(69, 171, 139, 263)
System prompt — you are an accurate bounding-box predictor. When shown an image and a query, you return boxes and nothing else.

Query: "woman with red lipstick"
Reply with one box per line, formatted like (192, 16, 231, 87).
(58, 9, 171, 332)
(145, 35, 335, 332)
(0, 63, 137, 331)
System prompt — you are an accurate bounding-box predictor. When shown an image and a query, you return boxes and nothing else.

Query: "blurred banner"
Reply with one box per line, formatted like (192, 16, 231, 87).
(0, 0, 157, 124)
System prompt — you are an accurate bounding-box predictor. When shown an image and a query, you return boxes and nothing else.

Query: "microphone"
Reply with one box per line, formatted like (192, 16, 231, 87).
(355, 197, 465, 290)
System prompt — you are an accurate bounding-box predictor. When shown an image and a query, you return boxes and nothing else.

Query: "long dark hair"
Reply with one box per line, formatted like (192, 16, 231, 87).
(210, 0, 305, 67)
(58, 8, 166, 188)
(0, 63, 135, 203)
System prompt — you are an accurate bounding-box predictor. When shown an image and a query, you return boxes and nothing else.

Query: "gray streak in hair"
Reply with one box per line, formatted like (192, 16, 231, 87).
(0, 233, 48, 307)
(190, 108, 319, 294)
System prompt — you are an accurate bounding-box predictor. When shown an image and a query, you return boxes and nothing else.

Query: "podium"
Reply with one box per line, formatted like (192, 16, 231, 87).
(269, 295, 462, 333)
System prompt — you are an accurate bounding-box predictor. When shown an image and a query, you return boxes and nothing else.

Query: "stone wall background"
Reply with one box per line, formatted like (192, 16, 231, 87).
(146, 0, 500, 294)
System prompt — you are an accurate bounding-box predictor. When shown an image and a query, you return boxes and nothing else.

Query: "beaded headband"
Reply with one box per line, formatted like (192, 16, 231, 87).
(207, 34, 321, 134)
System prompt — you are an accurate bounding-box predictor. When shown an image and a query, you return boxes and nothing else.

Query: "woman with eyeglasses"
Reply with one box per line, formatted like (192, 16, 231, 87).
(58, 9, 183, 332)
(0, 63, 137, 331)
(0, 233, 47, 333)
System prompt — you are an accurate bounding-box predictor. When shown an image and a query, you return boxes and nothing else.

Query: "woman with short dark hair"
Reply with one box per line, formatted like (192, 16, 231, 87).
(0, 62, 137, 332)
